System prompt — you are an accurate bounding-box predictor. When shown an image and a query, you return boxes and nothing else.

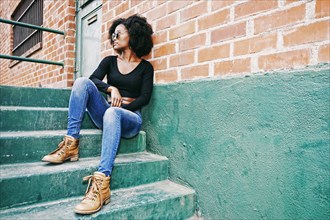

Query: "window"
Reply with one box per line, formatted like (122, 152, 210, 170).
(11, 0, 43, 57)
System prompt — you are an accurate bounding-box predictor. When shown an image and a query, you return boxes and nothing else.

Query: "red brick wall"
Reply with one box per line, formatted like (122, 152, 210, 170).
(100, 0, 329, 84)
(0, 0, 329, 88)
(0, 0, 76, 88)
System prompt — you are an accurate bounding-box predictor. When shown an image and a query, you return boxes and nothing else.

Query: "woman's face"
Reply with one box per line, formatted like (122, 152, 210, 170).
(112, 24, 129, 50)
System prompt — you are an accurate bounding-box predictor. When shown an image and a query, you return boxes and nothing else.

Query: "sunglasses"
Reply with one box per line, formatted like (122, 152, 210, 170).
(112, 31, 128, 40)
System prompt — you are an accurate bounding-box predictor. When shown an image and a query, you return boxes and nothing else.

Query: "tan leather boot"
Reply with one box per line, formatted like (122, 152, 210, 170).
(74, 171, 111, 214)
(41, 135, 79, 163)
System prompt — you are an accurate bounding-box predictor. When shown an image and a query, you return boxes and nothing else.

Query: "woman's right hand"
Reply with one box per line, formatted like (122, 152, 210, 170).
(108, 86, 122, 107)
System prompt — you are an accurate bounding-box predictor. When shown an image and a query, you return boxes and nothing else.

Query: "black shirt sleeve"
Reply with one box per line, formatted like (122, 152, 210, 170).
(122, 62, 154, 112)
(88, 56, 112, 94)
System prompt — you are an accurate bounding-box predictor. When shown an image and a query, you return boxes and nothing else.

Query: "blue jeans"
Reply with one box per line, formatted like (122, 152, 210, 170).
(66, 77, 142, 176)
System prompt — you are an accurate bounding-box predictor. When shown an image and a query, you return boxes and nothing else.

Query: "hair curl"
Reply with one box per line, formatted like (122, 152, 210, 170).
(108, 14, 153, 58)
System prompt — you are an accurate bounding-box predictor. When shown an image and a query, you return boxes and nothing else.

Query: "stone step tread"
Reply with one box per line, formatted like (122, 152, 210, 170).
(0, 129, 101, 138)
(0, 105, 96, 131)
(0, 152, 168, 180)
(0, 179, 196, 220)
(0, 130, 146, 165)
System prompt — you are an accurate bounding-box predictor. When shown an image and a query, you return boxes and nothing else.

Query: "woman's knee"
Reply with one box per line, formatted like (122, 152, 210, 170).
(72, 77, 94, 93)
(103, 107, 121, 122)
(73, 77, 93, 88)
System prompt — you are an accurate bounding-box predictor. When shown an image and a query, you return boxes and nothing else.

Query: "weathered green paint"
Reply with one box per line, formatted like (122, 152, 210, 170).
(0, 84, 107, 108)
(141, 65, 330, 220)
(0, 81, 196, 219)
(0, 130, 146, 164)
(0, 152, 169, 209)
(0, 85, 72, 107)
(0, 106, 97, 131)
(0, 180, 196, 220)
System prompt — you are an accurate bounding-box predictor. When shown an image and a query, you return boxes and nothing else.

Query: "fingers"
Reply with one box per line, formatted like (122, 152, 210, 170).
(111, 96, 122, 107)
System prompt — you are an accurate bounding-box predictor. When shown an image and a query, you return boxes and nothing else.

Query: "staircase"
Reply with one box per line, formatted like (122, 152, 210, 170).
(0, 85, 196, 219)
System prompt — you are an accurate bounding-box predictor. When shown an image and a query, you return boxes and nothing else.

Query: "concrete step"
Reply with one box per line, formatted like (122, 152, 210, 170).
(0, 152, 169, 209)
(0, 106, 96, 131)
(0, 130, 146, 165)
(0, 180, 196, 220)
(0, 85, 107, 108)
(0, 85, 71, 108)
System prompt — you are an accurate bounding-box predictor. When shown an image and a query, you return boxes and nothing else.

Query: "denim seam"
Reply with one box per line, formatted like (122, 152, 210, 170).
(108, 109, 122, 174)
(72, 81, 89, 136)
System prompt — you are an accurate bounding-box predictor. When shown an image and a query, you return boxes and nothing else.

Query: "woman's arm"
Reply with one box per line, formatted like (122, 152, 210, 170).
(89, 56, 112, 94)
(122, 63, 154, 112)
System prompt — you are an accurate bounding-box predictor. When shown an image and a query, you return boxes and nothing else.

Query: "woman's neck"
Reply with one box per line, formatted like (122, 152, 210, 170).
(118, 48, 141, 62)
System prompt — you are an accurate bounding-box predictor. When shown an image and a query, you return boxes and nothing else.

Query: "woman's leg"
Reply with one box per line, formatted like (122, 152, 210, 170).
(97, 107, 142, 176)
(67, 77, 110, 138)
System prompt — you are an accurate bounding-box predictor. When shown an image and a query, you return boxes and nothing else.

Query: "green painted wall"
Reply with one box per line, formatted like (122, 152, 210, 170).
(141, 64, 330, 219)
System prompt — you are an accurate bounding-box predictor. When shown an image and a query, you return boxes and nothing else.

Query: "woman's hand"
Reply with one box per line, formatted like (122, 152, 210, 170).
(108, 86, 122, 107)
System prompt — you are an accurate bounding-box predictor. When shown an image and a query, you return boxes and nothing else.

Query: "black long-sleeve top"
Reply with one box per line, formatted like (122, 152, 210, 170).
(88, 55, 154, 112)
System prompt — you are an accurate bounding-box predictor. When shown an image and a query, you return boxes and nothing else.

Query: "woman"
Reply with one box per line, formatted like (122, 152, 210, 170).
(41, 14, 154, 215)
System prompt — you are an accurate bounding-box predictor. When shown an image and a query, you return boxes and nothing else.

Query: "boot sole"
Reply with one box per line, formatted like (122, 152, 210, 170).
(74, 197, 111, 215)
(41, 154, 79, 164)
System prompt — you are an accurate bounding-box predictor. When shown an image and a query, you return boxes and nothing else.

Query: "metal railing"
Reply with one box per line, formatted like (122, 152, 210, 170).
(0, 18, 65, 67)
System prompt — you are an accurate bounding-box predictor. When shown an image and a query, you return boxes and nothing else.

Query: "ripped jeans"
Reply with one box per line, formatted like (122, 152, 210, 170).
(66, 77, 142, 176)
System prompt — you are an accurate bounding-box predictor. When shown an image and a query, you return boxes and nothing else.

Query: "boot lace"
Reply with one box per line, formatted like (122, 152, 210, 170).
(54, 138, 72, 157)
(82, 175, 104, 206)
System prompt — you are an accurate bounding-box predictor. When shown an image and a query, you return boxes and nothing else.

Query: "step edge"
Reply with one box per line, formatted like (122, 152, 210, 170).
(0, 152, 168, 179)
(0, 106, 68, 111)
(0, 129, 145, 138)
(0, 129, 102, 137)
(0, 179, 196, 216)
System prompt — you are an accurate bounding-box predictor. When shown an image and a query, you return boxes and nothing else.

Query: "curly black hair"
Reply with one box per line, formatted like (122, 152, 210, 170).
(108, 14, 154, 58)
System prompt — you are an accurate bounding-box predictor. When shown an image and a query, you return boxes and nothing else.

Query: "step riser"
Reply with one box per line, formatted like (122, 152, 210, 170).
(0, 86, 71, 108)
(0, 132, 146, 164)
(0, 85, 107, 108)
(0, 160, 168, 209)
(83, 194, 196, 220)
(0, 109, 96, 131)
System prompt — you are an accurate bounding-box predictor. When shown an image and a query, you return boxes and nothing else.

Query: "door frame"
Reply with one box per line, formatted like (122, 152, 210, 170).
(74, 0, 102, 79)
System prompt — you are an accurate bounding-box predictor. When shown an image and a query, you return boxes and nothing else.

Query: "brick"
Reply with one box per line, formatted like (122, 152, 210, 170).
(169, 20, 195, 40)
(156, 13, 177, 31)
(211, 22, 246, 43)
(315, 0, 330, 18)
(283, 21, 330, 46)
(115, 1, 129, 16)
(154, 43, 176, 58)
(211, 0, 235, 11)
(234, 33, 277, 56)
(235, 0, 278, 19)
(170, 51, 195, 67)
(181, 64, 209, 80)
(131, 0, 143, 7)
(155, 70, 178, 83)
(137, 1, 154, 14)
(153, 31, 167, 45)
(150, 58, 167, 71)
(258, 49, 310, 70)
(168, 0, 192, 14)
(180, 1, 208, 22)
(179, 33, 206, 51)
(146, 4, 167, 21)
(318, 44, 330, 62)
(254, 4, 305, 34)
(198, 44, 230, 62)
(214, 58, 251, 76)
(198, 9, 230, 30)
